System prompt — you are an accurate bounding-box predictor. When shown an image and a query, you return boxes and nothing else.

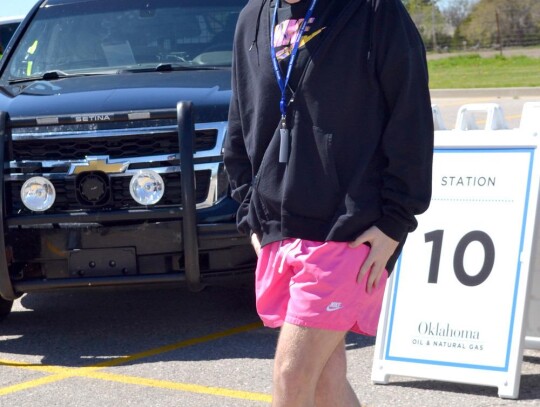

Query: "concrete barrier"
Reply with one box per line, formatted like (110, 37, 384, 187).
(455, 103, 508, 131)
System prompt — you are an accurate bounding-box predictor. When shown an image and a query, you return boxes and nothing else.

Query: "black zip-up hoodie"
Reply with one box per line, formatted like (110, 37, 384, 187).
(224, 0, 434, 271)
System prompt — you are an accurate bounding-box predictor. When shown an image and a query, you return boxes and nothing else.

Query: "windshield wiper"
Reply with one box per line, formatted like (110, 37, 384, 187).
(7, 64, 225, 84)
(8, 70, 113, 84)
(120, 63, 224, 73)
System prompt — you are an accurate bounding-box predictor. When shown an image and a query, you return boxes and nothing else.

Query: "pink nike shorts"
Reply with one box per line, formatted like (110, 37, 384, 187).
(255, 239, 388, 336)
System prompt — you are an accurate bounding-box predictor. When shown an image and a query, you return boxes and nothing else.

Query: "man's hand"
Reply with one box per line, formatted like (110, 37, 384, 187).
(251, 232, 261, 257)
(349, 226, 399, 293)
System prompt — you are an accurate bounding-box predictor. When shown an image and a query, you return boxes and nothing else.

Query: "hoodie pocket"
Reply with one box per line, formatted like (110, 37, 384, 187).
(313, 126, 341, 194)
(253, 134, 286, 220)
(281, 126, 342, 221)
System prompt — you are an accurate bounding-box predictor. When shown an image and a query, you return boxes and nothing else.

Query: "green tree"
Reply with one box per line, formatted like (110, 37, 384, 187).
(442, 0, 475, 30)
(460, 0, 540, 48)
(402, 0, 447, 51)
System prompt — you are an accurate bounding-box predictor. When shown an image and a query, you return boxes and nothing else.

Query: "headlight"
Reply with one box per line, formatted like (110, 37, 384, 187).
(129, 170, 164, 205)
(20, 177, 56, 211)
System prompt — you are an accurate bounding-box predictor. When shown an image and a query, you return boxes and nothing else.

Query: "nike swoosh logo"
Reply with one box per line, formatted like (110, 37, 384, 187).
(326, 303, 343, 312)
(299, 27, 325, 47)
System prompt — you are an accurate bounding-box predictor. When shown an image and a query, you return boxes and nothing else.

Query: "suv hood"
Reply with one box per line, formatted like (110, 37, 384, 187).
(0, 70, 232, 122)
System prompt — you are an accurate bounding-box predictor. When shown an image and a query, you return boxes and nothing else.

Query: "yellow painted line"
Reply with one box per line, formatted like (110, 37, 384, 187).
(91, 321, 264, 369)
(0, 322, 264, 398)
(0, 359, 106, 376)
(475, 113, 521, 125)
(0, 359, 61, 373)
(0, 373, 73, 396)
(0, 361, 92, 396)
(87, 371, 272, 403)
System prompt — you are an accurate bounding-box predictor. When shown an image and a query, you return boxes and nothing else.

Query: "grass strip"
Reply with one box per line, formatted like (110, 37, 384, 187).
(428, 54, 540, 89)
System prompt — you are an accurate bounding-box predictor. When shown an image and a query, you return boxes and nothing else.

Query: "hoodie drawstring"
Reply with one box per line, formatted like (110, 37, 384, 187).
(250, 0, 268, 65)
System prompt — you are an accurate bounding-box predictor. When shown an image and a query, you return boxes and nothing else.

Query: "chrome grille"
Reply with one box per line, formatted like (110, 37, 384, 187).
(6, 115, 229, 218)
(11, 129, 217, 161)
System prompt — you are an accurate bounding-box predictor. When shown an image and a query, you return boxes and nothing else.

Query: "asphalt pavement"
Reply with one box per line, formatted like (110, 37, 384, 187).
(0, 283, 538, 407)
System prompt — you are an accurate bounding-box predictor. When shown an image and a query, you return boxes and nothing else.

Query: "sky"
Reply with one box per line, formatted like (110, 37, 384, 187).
(0, 0, 38, 19)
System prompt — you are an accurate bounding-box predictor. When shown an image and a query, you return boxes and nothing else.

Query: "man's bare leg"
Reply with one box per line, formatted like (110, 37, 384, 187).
(271, 323, 357, 407)
(315, 339, 361, 407)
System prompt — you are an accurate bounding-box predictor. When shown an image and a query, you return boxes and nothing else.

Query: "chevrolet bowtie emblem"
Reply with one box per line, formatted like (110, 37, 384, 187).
(68, 156, 129, 175)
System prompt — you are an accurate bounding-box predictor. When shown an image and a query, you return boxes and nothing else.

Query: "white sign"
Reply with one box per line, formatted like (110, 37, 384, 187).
(372, 133, 540, 399)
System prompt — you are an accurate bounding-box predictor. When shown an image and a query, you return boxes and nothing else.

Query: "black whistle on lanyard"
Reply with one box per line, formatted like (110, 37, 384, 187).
(279, 117, 289, 163)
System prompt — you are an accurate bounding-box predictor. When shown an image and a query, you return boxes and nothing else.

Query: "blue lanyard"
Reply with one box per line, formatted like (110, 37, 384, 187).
(270, 0, 318, 121)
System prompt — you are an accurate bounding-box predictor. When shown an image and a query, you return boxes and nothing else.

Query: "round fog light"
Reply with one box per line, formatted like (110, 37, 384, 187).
(129, 170, 165, 205)
(20, 177, 56, 211)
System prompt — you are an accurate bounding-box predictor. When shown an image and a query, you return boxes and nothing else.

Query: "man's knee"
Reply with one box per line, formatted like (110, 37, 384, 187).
(273, 346, 319, 390)
(317, 344, 348, 390)
(273, 325, 340, 391)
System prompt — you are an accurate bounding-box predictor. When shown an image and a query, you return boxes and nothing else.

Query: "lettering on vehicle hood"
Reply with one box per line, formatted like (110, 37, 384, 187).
(75, 114, 112, 122)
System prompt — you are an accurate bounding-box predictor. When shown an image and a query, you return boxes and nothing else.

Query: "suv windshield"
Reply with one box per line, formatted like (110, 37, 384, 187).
(4, 0, 244, 82)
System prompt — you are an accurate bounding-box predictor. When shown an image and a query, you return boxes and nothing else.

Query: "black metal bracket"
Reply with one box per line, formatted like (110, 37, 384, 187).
(177, 101, 203, 292)
(0, 112, 16, 300)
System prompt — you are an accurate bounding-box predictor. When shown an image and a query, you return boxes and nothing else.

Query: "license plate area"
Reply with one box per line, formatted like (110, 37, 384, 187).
(69, 247, 137, 277)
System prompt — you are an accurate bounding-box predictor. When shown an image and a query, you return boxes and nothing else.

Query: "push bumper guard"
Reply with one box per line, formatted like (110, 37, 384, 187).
(0, 103, 252, 300)
(0, 112, 13, 300)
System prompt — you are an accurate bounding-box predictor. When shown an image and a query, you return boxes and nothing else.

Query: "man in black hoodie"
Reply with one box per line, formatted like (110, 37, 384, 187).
(224, 0, 433, 405)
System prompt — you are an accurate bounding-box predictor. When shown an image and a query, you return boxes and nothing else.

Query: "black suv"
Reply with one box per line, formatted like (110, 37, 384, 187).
(0, 0, 256, 319)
